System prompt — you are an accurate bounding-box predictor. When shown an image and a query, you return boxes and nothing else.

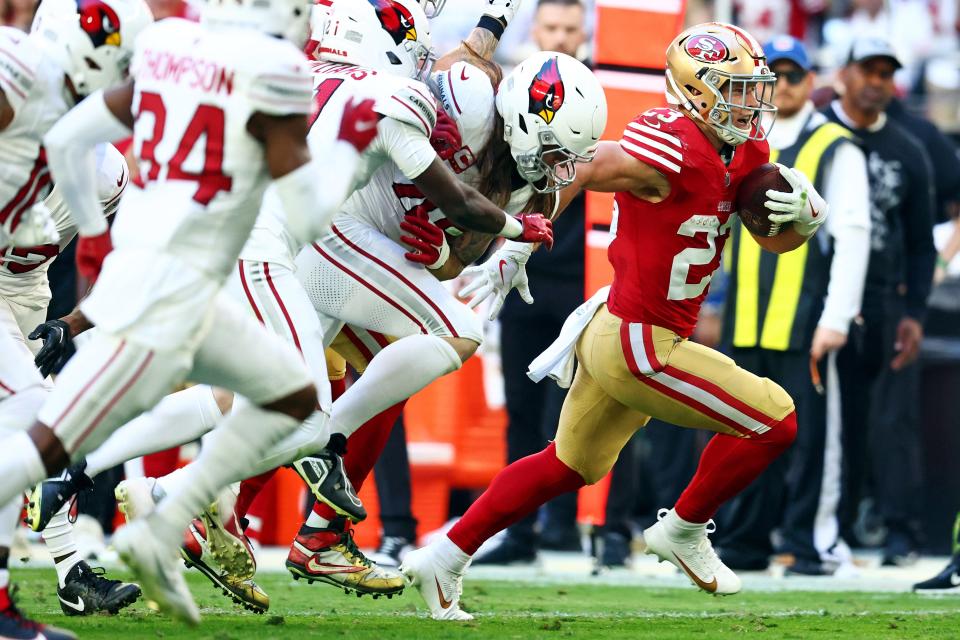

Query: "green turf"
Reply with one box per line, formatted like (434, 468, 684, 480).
(13, 568, 960, 639)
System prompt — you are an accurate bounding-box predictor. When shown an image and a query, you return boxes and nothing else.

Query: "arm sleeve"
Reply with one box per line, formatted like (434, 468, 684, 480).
(819, 142, 871, 334)
(901, 142, 937, 321)
(380, 117, 438, 180)
(93, 143, 128, 217)
(617, 119, 686, 192)
(247, 46, 313, 117)
(43, 91, 132, 236)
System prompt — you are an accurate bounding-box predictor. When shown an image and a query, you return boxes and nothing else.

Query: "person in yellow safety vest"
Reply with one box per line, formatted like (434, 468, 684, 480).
(717, 35, 871, 576)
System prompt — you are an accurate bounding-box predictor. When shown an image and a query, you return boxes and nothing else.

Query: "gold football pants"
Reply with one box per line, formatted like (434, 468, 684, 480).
(556, 305, 795, 484)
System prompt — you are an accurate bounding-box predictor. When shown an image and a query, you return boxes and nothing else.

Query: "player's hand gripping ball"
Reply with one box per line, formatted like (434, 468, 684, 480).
(735, 163, 792, 237)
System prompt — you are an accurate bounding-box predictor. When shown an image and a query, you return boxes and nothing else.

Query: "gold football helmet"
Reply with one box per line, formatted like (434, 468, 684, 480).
(665, 22, 776, 146)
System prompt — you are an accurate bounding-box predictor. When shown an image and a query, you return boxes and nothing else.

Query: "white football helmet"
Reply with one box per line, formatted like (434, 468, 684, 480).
(319, 0, 433, 80)
(496, 51, 607, 193)
(31, 0, 153, 97)
(202, 0, 313, 48)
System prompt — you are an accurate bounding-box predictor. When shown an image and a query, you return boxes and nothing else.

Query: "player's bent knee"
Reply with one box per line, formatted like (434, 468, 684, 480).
(263, 383, 317, 422)
(445, 337, 480, 364)
(27, 421, 70, 476)
(212, 387, 234, 415)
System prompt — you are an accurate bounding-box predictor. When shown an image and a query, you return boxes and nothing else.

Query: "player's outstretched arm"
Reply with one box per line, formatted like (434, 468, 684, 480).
(556, 141, 673, 214)
(413, 157, 553, 245)
(252, 98, 379, 245)
(434, 0, 521, 71)
(43, 80, 135, 280)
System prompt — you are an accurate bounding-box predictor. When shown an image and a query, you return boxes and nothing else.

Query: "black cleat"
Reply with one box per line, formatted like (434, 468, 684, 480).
(473, 535, 537, 566)
(1, 587, 77, 639)
(291, 447, 366, 523)
(57, 561, 141, 616)
(913, 554, 960, 590)
(24, 461, 93, 532)
(367, 535, 415, 568)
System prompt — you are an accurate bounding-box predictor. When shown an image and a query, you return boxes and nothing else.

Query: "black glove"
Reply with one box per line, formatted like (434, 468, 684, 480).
(28, 319, 75, 377)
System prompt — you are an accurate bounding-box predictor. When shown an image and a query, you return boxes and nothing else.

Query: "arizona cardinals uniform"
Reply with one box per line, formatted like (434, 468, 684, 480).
(33, 17, 321, 458)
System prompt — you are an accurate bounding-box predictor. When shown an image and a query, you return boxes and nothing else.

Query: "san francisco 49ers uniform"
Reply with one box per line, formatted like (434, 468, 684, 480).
(551, 107, 795, 483)
(35, 18, 321, 456)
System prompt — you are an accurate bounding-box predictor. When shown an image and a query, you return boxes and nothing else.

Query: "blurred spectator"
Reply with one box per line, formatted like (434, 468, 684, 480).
(368, 414, 418, 567)
(716, 36, 871, 575)
(820, 0, 957, 88)
(0, 0, 35, 30)
(885, 97, 960, 224)
(824, 36, 937, 565)
(473, 0, 589, 566)
(734, 0, 827, 43)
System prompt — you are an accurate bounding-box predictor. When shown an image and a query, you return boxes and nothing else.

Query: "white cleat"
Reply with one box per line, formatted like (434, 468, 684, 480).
(400, 546, 473, 621)
(643, 508, 741, 595)
(113, 518, 200, 625)
(115, 477, 160, 522)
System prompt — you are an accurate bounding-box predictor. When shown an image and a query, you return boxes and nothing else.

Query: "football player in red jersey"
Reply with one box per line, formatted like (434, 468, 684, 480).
(402, 22, 830, 619)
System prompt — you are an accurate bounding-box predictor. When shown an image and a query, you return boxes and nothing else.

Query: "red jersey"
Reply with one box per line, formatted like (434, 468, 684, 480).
(606, 107, 769, 337)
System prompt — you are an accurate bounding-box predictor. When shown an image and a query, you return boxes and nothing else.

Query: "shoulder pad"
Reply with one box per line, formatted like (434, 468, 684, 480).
(373, 78, 437, 137)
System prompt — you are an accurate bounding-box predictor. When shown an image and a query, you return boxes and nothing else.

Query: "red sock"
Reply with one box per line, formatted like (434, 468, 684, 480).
(447, 442, 585, 555)
(675, 410, 797, 523)
(0, 586, 9, 610)
(330, 377, 346, 401)
(235, 469, 279, 520)
(142, 448, 180, 478)
(310, 401, 405, 522)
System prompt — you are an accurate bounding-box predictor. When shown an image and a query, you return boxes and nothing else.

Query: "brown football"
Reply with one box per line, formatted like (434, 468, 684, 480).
(736, 163, 792, 237)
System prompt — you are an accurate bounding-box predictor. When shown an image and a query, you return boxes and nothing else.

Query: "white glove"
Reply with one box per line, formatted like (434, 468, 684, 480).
(484, 0, 522, 28)
(764, 163, 829, 236)
(457, 240, 534, 321)
(1, 202, 59, 248)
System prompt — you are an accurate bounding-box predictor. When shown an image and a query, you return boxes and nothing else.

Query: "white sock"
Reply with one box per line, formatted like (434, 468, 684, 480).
(662, 508, 705, 538)
(304, 511, 331, 529)
(438, 534, 471, 572)
(329, 335, 460, 438)
(0, 569, 8, 590)
(150, 399, 299, 541)
(86, 385, 223, 477)
(246, 409, 329, 477)
(43, 505, 81, 587)
(0, 432, 47, 504)
(0, 497, 19, 548)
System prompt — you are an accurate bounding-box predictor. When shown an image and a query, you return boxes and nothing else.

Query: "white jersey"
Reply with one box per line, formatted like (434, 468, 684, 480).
(107, 18, 313, 280)
(0, 27, 69, 241)
(240, 61, 438, 269)
(342, 61, 536, 244)
(81, 19, 312, 347)
(0, 144, 126, 310)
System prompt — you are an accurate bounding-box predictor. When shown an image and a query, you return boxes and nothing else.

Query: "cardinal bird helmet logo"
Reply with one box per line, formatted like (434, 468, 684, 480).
(76, 0, 123, 47)
(527, 56, 565, 125)
(369, 0, 418, 45)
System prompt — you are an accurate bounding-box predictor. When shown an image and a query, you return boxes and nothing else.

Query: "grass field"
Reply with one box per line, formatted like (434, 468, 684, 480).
(13, 568, 960, 639)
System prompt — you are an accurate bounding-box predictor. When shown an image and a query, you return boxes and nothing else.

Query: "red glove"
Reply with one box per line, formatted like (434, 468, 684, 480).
(337, 97, 381, 152)
(76, 231, 113, 283)
(430, 107, 462, 161)
(400, 212, 446, 266)
(516, 214, 554, 250)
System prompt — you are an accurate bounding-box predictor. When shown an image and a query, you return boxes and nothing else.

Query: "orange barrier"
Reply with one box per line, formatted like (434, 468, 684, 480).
(595, 0, 688, 69)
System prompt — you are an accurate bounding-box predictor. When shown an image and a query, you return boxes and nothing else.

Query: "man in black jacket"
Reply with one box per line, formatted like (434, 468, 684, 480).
(824, 37, 937, 565)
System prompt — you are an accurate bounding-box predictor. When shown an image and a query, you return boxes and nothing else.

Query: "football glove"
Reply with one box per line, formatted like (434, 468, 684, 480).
(764, 163, 828, 236)
(430, 107, 462, 161)
(458, 240, 533, 321)
(76, 230, 112, 283)
(400, 212, 450, 269)
(483, 0, 522, 30)
(28, 319, 75, 377)
(512, 214, 554, 248)
(1, 202, 59, 248)
(337, 97, 380, 152)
